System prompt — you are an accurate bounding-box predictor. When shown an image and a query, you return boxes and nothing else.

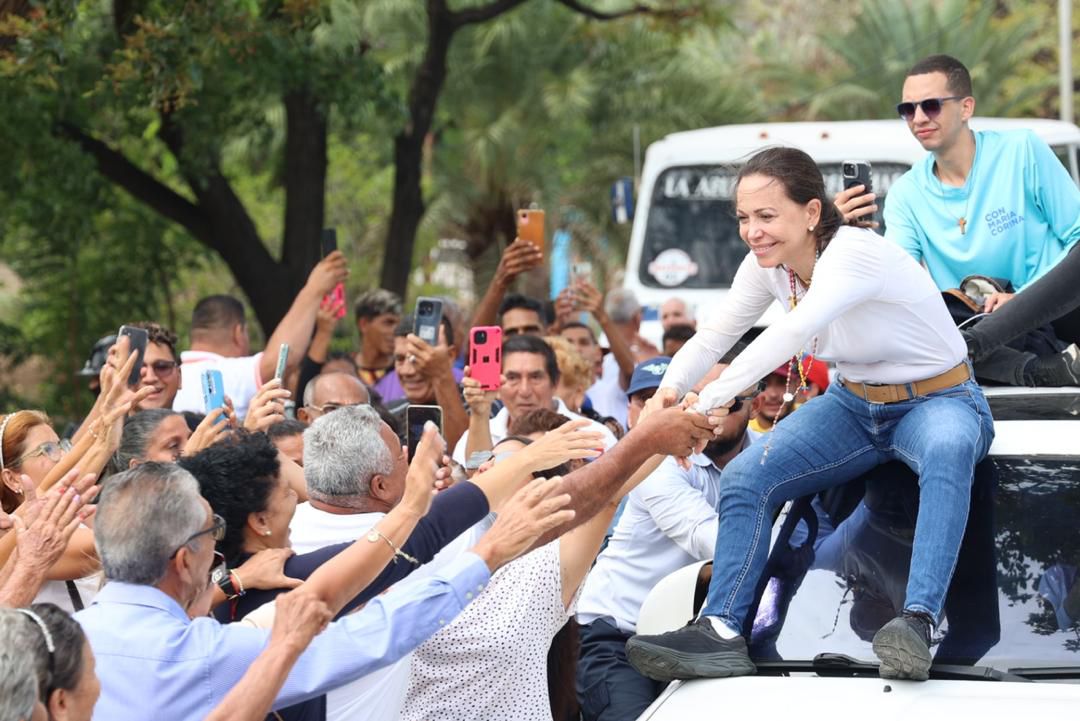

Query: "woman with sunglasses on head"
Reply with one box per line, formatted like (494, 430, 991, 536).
(625, 146, 994, 683)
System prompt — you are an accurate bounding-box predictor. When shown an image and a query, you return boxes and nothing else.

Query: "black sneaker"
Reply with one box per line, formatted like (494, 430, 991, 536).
(872, 610, 933, 681)
(626, 617, 756, 682)
(1026, 343, 1080, 386)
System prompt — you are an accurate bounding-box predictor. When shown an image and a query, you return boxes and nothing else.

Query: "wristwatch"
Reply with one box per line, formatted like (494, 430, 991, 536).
(215, 568, 242, 600)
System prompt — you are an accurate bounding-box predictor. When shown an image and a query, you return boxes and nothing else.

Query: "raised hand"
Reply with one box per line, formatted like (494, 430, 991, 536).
(232, 547, 302, 591)
(571, 279, 605, 317)
(401, 422, 446, 517)
(495, 238, 544, 287)
(462, 369, 499, 415)
(244, 379, 290, 433)
(183, 407, 232, 456)
(306, 250, 349, 296)
(405, 334, 454, 381)
(834, 185, 879, 228)
(470, 476, 575, 571)
(5, 475, 95, 576)
(316, 295, 345, 335)
(517, 419, 604, 472)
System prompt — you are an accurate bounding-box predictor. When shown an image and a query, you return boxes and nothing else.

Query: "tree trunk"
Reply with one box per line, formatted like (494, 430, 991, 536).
(380, 2, 456, 297)
(281, 88, 327, 275)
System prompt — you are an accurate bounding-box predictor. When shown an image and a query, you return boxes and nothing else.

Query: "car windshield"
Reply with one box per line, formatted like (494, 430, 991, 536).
(750, 457, 1080, 672)
(638, 163, 910, 289)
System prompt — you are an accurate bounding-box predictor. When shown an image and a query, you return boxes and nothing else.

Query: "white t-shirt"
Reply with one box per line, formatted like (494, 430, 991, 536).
(586, 353, 629, 430)
(172, 350, 264, 419)
(286, 502, 410, 721)
(402, 540, 571, 721)
(576, 451, 729, 633)
(661, 226, 966, 411)
(34, 574, 102, 614)
(452, 398, 618, 465)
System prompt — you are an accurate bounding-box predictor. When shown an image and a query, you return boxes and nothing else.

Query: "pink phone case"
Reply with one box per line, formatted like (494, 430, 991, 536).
(469, 326, 503, 391)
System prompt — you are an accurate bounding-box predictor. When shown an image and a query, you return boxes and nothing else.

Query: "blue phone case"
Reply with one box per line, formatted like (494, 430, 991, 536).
(201, 369, 227, 424)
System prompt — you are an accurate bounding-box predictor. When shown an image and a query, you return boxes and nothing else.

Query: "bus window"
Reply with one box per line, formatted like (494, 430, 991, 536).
(638, 163, 909, 290)
(1051, 144, 1080, 184)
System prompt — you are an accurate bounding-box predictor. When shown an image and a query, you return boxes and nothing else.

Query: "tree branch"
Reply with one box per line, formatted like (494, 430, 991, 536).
(554, 0, 692, 20)
(56, 122, 210, 241)
(449, 0, 530, 28)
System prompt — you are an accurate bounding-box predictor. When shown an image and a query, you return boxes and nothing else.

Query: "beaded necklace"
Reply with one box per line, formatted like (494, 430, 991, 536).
(760, 249, 820, 465)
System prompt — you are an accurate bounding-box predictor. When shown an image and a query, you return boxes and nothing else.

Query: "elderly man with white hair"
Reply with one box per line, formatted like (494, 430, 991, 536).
(74, 461, 560, 721)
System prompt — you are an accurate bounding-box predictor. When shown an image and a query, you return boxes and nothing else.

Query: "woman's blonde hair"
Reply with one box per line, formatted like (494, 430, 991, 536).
(544, 336, 595, 393)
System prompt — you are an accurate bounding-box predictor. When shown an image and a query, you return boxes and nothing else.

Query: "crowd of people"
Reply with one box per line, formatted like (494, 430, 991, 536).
(1, 53, 1079, 721)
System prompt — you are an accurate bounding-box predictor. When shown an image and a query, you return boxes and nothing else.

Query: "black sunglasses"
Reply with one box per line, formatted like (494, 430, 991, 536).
(729, 379, 767, 414)
(896, 96, 965, 121)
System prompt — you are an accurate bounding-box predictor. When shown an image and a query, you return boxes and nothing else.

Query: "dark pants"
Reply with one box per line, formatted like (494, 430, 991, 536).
(967, 243, 1080, 384)
(577, 618, 666, 721)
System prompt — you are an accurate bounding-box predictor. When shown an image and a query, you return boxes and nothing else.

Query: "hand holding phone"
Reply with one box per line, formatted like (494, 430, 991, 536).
(469, 326, 502, 391)
(118, 325, 149, 388)
(839, 160, 878, 228)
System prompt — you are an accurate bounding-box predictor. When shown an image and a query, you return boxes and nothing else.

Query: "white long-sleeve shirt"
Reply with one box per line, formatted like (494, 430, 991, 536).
(661, 226, 966, 411)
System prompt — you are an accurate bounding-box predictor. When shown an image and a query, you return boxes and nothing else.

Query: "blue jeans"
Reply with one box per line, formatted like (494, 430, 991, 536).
(700, 374, 994, 631)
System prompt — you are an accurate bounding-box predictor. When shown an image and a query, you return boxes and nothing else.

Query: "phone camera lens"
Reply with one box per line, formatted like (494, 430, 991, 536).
(475, 331, 487, 343)
(420, 302, 432, 314)
(842, 163, 854, 175)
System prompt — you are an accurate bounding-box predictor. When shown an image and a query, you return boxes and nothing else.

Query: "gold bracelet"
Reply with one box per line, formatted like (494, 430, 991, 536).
(365, 528, 419, 566)
(231, 570, 245, 595)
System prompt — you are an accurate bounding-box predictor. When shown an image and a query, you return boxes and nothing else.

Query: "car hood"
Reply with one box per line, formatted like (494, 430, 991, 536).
(638, 675, 1080, 720)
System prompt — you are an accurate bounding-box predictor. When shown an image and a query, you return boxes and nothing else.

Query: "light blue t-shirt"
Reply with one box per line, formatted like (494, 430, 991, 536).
(884, 129, 1080, 291)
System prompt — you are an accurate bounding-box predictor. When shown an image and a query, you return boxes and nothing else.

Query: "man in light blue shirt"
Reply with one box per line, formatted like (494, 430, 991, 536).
(842, 54, 1080, 386)
(76, 463, 492, 721)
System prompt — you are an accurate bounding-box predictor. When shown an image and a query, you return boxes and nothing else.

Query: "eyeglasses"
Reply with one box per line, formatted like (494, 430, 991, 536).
(10, 439, 72, 467)
(896, 96, 965, 121)
(307, 401, 366, 414)
(170, 513, 226, 559)
(146, 360, 179, 379)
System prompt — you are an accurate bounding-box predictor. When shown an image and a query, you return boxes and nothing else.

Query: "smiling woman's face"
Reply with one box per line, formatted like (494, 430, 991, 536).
(735, 173, 818, 271)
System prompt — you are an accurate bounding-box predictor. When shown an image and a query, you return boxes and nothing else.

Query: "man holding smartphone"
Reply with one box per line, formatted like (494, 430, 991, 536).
(838, 54, 1080, 387)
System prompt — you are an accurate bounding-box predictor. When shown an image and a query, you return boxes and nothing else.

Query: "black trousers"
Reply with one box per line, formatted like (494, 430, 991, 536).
(576, 618, 667, 721)
(967, 243, 1080, 384)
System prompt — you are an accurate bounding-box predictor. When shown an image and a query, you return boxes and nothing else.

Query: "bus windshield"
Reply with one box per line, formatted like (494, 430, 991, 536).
(638, 163, 910, 290)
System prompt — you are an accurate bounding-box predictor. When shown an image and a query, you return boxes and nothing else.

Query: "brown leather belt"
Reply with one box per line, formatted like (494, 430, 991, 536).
(842, 362, 971, 404)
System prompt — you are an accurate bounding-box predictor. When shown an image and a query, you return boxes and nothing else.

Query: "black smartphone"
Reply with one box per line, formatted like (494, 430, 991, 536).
(413, 297, 444, 346)
(406, 404, 443, 461)
(117, 325, 149, 387)
(842, 160, 873, 195)
(320, 228, 337, 257)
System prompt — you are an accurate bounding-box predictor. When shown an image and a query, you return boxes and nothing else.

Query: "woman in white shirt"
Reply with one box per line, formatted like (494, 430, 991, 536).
(626, 147, 994, 683)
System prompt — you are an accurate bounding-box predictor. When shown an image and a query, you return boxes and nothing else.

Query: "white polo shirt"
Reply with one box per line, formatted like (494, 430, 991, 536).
(452, 397, 618, 466)
(575, 443, 746, 634)
(172, 350, 263, 419)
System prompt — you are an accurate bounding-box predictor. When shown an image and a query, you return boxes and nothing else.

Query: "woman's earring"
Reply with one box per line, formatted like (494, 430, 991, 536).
(808, 225, 815, 232)
(264, 530, 271, 536)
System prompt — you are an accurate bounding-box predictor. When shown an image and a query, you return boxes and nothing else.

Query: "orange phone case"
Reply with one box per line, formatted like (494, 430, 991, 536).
(517, 209, 545, 254)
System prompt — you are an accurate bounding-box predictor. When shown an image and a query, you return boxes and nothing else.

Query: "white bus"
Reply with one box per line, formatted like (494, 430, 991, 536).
(622, 118, 1080, 346)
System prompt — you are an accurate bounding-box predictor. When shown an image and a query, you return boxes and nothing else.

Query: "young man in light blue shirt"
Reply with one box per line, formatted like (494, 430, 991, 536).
(841, 54, 1080, 386)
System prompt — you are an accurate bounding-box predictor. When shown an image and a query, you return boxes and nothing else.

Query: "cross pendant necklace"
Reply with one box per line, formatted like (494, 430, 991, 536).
(936, 166, 971, 235)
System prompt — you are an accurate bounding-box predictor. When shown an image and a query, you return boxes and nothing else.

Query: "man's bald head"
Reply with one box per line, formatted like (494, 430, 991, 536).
(299, 372, 370, 425)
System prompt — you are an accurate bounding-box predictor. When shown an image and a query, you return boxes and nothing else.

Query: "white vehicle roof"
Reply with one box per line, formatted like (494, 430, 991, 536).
(647, 117, 1080, 166)
(639, 675, 1080, 721)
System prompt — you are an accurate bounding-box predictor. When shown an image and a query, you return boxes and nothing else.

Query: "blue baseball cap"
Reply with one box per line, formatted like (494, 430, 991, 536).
(626, 356, 672, 398)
